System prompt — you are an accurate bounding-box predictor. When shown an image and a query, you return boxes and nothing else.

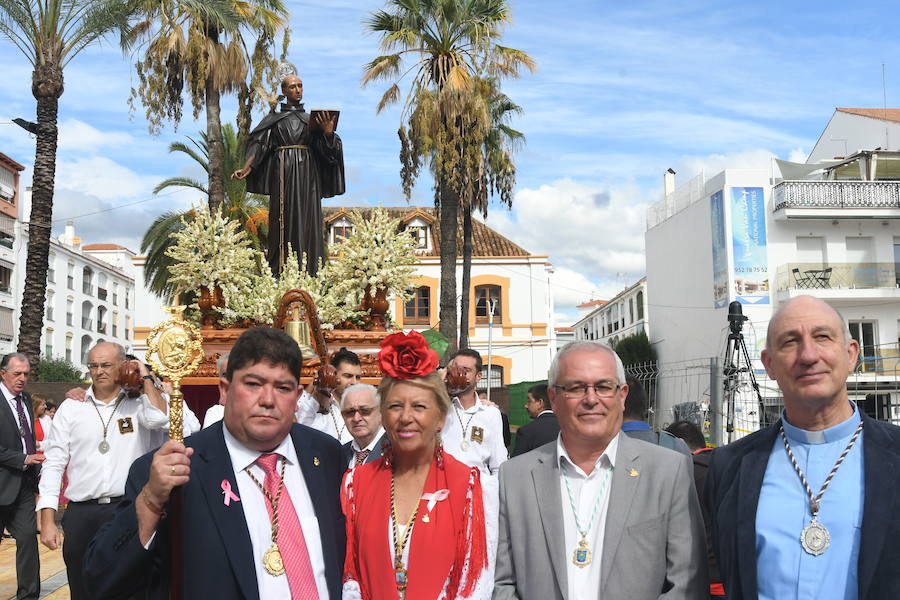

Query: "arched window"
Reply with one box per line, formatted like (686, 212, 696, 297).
(404, 286, 430, 324)
(82, 266, 94, 295)
(477, 364, 504, 391)
(81, 300, 93, 330)
(46, 290, 55, 321)
(65, 333, 73, 362)
(97, 305, 108, 334)
(637, 291, 645, 320)
(475, 285, 501, 324)
(629, 299, 634, 323)
(80, 334, 93, 365)
(98, 273, 108, 300)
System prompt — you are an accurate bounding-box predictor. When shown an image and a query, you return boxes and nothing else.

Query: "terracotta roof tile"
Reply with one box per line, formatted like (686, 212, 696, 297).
(83, 243, 128, 251)
(322, 206, 530, 257)
(836, 107, 900, 124)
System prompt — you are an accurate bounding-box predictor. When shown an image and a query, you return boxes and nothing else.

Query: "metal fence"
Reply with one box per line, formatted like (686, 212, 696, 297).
(625, 341, 900, 447)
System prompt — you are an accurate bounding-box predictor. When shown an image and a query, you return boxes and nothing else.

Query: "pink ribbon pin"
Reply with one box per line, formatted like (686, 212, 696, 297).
(421, 489, 449, 513)
(221, 479, 240, 506)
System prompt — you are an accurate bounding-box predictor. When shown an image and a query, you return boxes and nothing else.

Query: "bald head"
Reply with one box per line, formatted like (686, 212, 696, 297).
(766, 296, 851, 351)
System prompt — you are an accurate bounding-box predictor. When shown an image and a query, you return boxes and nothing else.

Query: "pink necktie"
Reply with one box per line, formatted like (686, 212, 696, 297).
(256, 453, 320, 599)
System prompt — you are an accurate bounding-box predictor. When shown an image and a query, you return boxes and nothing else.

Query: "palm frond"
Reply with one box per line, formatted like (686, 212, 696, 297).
(153, 176, 207, 195)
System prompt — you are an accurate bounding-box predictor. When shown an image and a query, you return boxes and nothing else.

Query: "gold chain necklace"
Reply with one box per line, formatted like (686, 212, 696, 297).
(245, 457, 287, 575)
(390, 476, 420, 594)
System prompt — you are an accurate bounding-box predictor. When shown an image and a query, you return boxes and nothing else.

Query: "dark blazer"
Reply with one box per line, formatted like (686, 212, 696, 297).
(341, 432, 387, 467)
(706, 412, 900, 599)
(84, 421, 346, 600)
(512, 412, 560, 457)
(0, 389, 37, 505)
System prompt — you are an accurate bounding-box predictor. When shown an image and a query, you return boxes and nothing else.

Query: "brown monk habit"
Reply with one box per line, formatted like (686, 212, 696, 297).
(244, 102, 345, 276)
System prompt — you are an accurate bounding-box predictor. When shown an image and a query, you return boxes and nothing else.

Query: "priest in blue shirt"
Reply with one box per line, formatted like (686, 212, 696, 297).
(706, 295, 900, 600)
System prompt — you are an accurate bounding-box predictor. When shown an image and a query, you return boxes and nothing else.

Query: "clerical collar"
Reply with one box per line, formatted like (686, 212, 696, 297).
(280, 102, 305, 112)
(781, 401, 861, 445)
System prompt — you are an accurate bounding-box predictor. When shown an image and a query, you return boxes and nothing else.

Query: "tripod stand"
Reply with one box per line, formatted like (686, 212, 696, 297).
(723, 301, 764, 443)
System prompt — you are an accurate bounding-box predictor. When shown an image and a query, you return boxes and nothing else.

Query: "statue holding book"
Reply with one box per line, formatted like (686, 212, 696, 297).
(232, 72, 345, 276)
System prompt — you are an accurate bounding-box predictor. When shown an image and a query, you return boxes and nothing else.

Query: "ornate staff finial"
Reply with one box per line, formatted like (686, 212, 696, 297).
(146, 306, 204, 442)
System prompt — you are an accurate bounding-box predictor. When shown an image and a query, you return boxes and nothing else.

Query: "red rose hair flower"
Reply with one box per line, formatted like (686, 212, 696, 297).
(378, 330, 439, 379)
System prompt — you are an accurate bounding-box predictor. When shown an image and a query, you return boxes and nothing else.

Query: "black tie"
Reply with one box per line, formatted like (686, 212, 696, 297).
(14, 395, 36, 455)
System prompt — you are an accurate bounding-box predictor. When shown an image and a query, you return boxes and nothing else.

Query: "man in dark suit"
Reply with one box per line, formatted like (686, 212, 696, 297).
(0, 352, 44, 600)
(512, 384, 559, 456)
(85, 327, 346, 599)
(707, 295, 900, 599)
(339, 383, 386, 469)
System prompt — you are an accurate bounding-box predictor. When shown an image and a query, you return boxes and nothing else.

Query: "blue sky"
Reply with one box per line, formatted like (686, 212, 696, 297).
(1, 0, 898, 324)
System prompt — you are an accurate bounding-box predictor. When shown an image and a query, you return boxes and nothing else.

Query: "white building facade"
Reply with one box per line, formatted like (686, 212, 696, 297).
(12, 221, 137, 373)
(646, 113, 900, 440)
(573, 277, 648, 346)
(327, 207, 556, 387)
(0, 153, 25, 355)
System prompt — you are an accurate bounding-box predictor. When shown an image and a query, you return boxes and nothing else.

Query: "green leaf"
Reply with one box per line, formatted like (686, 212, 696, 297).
(421, 328, 449, 359)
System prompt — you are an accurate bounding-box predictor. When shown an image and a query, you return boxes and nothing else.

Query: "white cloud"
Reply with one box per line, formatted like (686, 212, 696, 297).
(484, 178, 649, 282)
(671, 148, 779, 182)
(57, 119, 134, 152)
(54, 156, 163, 200)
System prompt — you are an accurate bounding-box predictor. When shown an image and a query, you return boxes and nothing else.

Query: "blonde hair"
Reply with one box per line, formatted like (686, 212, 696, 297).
(377, 371, 451, 416)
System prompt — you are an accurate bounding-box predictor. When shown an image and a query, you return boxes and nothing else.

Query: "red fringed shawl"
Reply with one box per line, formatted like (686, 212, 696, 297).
(342, 452, 487, 599)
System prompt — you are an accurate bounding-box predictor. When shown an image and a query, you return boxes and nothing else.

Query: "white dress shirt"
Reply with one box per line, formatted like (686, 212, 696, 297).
(222, 424, 329, 600)
(558, 433, 619, 600)
(295, 390, 353, 444)
(37, 387, 169, 510)
(442, 395, 507, 594)
(1, 382, 28, 454)
(346, 427, 385, 470)
(202, 404, 225, 428)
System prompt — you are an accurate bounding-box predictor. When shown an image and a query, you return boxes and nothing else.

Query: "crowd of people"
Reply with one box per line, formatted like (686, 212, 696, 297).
(1, 294, 898, 599)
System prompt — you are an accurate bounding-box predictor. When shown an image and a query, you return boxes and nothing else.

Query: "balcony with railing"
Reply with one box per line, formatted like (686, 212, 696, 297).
(98, 287, 107, 301)
(775, 262, 900, 300)
(773, 180, 900, 219)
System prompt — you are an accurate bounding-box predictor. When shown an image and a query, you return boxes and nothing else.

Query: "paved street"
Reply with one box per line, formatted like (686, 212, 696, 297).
(0, 535, 69, 599)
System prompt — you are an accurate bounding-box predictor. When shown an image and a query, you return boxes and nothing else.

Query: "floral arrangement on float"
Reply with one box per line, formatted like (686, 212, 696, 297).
(164, 205, 418, 330)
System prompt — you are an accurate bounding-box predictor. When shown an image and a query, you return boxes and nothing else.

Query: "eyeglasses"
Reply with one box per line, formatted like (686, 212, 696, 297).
(341, 406, 376, 417)
(87, 362, 119, 372)
(553, 382, 620, 399)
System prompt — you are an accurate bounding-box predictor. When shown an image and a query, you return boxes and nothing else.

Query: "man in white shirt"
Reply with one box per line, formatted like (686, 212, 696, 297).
(494, 341, 707, 599)
(202, 353, 229, 428)
(441, 348, 507, 589)
(0, 353, 44, 600)
(339, 383, 385, 469)
(84, 326, 346, 599)
(38, 342, 169, 600)
(295, 347, 361, 443)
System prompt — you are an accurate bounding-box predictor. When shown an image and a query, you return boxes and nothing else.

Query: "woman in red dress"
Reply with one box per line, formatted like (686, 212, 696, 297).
(342, 331, 488, 599)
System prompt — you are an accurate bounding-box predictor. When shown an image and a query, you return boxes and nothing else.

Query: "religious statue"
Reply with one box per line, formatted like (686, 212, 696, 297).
(232, 72, 345, 275)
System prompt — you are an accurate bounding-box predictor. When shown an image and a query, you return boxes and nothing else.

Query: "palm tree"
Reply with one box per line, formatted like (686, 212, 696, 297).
(363, 0, 534, 358)
(124, 0, 287, 211)
(0, 0, 134, 370)
(459, 78, 522, 349)
(142, 123, 268, 297)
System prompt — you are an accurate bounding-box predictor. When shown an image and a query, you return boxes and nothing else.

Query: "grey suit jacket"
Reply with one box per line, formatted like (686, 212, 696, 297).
(493, 433, 707, 600)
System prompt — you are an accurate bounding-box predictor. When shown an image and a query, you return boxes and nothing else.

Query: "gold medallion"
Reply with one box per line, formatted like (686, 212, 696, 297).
(572, 539, 592, 567)
(263, 544, 285, 576)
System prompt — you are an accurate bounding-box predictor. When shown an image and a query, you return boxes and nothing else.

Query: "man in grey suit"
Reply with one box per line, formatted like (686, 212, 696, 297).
(494, 341, 707, 600)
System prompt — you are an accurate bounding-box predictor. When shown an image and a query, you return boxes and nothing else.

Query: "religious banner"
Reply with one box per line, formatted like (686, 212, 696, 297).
(730, 187, 770, 305)
(710, 190, 728, 308)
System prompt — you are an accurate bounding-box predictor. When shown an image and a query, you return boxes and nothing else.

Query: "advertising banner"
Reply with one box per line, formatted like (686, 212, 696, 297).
(730, 187, 769, 305)
(710, 190, 728, 308)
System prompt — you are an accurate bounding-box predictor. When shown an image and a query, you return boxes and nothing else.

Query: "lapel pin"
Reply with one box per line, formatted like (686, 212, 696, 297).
(422, 515, 430, 523)
(221, 479, 240, 506)
(628, 468, 639, 477)
(313, 456, 321, 466)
